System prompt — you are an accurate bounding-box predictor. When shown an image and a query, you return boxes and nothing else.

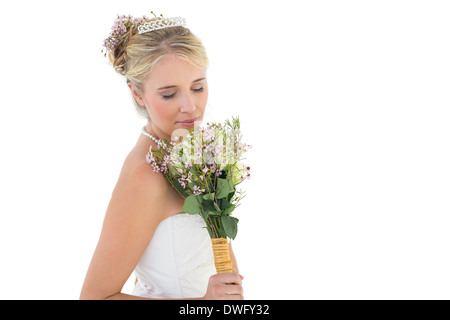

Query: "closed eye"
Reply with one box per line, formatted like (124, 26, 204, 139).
(193, 87, 204, 93)
(162, 93, 176, 100)
(162, 87, 204, 100)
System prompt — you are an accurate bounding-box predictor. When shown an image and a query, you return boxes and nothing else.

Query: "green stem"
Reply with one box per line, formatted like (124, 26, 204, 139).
(207, 216, 218, 238)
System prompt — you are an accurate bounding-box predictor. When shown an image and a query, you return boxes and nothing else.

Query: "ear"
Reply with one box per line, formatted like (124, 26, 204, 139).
(127, 82, 145, 106)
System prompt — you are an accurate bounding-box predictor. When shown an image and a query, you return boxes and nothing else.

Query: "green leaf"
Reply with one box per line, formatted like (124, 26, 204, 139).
(227, 190, 235, 202)
(219, 198, 231, 210)
(228, 178, 235, 193)
(223, 204, 236, 215)
(221, 215, 238, 240)
(203, 193, 215, 201)
(172, 178, 189, 197)
(182, 195, 203, 214)
(202, 200, 216, 212)
(216, 178, 232, 199)
(200, 210, 209, 221)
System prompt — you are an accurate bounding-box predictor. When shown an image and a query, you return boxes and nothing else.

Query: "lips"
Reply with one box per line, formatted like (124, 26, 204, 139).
(176, 117, 199, 124)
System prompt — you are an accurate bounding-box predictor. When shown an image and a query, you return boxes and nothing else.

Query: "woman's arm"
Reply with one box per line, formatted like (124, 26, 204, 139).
(229, 242, 240, 275)
(80, 163, 168, 300)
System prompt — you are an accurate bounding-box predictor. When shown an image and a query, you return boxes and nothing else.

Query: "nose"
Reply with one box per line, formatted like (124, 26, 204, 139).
(179, 90, 197, 113)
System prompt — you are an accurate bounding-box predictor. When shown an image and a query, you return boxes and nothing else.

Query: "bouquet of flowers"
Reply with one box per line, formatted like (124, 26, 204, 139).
(146, 116, 251, 273)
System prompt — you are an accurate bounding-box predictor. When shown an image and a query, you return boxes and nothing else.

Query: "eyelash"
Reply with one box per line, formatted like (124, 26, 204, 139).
(162, 87, 204, 100)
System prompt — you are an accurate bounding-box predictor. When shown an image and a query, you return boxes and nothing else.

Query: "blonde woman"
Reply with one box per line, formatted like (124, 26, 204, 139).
(80, 14, 244, 300)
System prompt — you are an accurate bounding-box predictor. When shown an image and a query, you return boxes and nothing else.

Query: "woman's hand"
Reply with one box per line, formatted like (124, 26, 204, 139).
(203, 273, 244, 300)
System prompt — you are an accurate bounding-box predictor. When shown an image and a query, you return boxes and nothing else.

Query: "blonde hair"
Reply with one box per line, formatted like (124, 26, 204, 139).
(107, 17, 209, 118)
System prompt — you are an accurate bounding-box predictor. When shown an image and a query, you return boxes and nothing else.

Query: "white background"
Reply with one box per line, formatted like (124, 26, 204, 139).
(0, 0, 449, 299)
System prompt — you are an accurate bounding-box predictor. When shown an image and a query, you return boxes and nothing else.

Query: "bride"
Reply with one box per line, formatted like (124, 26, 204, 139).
(80, 14, 244, 300)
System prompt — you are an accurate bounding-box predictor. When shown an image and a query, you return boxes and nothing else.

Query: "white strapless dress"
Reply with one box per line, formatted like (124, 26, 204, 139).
(132, 213, 216, 299)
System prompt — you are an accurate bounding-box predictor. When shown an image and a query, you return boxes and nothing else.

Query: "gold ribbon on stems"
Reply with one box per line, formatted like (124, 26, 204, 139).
(211, 238, 233, 274)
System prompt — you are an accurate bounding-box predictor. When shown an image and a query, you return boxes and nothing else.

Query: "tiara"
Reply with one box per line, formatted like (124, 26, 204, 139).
(102, 13, 186, 56)
(138, 16, 186, 34)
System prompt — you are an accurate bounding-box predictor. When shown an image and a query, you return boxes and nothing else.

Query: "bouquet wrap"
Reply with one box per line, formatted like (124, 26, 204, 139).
(211, 238, 233, 274)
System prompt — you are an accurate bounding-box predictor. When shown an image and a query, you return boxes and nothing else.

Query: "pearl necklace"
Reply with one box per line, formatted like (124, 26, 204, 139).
(141, 126, 174, 152)
(141, 126, 161, 144)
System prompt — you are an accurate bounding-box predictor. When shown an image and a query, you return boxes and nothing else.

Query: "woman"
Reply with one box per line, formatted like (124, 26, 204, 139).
(80, 14, 244, 300)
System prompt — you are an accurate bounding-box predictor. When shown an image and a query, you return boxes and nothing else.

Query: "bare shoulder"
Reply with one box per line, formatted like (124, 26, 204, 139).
(116, 148, 168, 197)
(107, 146, 169, 222)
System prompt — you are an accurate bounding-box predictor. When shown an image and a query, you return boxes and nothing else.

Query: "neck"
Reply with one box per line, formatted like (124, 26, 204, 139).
(145, 122, 171, 142)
